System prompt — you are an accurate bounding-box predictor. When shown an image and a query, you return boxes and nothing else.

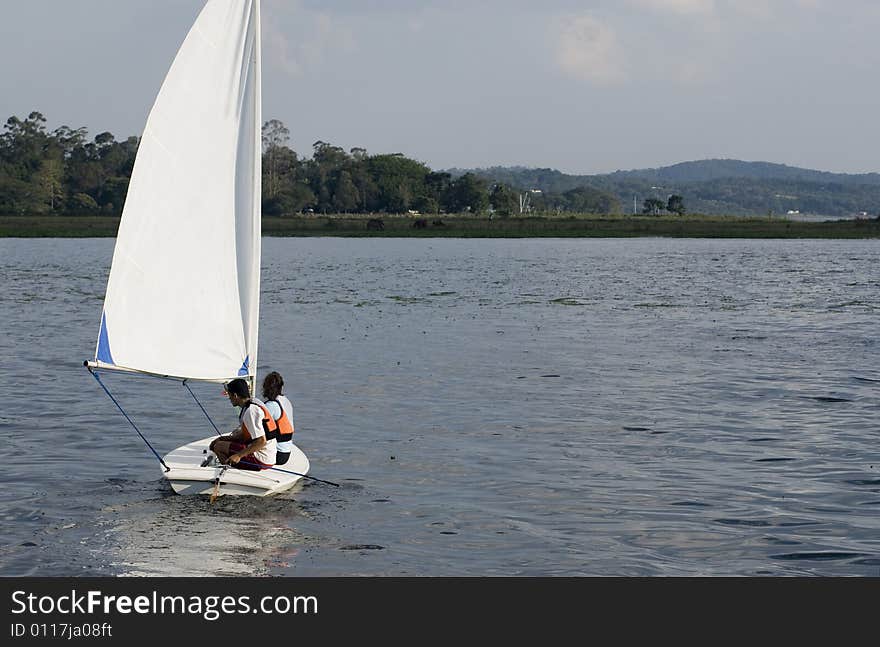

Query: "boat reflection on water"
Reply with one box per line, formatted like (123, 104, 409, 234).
(102, 482, 310, 576)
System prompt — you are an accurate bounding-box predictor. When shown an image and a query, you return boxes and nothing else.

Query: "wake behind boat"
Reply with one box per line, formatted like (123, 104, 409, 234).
(85, 0, 313, 497)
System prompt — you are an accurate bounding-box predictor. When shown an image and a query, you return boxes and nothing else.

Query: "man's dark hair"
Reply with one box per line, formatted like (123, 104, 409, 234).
(225, 378, 250, 399)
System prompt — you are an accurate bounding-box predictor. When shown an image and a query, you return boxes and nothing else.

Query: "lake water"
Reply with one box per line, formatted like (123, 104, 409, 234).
(0, 237, 878, 576)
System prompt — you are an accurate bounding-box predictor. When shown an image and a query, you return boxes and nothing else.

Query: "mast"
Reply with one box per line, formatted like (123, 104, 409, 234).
(249, 0, 262, 397)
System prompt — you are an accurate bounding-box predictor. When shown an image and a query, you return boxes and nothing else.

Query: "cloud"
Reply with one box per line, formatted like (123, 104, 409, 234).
(264, 20, 302, 76)
(552, 10, 717, 86)
(628, 0, 715, 14)
(554, 14, 626, 84)
(407, 15, 426, 33)
(263, 1, 357, 77)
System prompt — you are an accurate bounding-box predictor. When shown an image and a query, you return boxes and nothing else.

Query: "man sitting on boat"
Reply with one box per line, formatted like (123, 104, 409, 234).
(208, 378, 277, 470)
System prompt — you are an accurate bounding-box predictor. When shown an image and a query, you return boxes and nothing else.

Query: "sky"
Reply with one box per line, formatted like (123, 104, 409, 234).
(1, 0, 878, 176)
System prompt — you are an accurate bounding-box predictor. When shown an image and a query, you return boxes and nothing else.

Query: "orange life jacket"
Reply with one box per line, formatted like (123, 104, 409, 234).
(264, 398, 294, 443)
(239, 400, 278, 441)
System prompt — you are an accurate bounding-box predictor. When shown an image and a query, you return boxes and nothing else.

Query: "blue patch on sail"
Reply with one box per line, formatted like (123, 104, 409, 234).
(97, 312, 115, 365)
(238, 356, 250, 376)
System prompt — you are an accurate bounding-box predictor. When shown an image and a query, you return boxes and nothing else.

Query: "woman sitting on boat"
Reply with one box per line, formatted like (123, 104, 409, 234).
(209, 378, 277, 470)
(261, 371, 296, 466)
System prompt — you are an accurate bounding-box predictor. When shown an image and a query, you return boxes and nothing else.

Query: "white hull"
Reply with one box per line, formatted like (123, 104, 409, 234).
(161, 436, 309, 497)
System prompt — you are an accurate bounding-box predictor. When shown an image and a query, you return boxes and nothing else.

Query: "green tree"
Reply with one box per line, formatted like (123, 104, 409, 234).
(0, 172, 33, 214)
(447, 173, 489, 214)
(69, 192, 99, 213)
(1, 112, 51, 176)
(308, 141, 351, 212)
(261, 143, 300, 214)
(50, 129, 138, 214)
(289, 182, 317, 212)
(642, 197, 665, 215)
(412, 195, 439, 214)
(365, 153, 430, 213)
(561, 186, 620, 214)
(0, 112, 55, 212)
(332, 170, 359, 212)
(489, 183, 518, 216)
(424, 171, 452, 213)
(666, 194, 685, 216)
(51, 125, 88, 158)
(262, 119, 292, 199)
(36, 156, 64, 212)
(98, 176, 131, 214)
(348, 148, 376, 211)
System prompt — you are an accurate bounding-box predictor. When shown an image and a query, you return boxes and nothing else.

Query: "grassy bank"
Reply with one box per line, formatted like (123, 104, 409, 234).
(2, 213, 879, 238)
(0, 216, 122, 237)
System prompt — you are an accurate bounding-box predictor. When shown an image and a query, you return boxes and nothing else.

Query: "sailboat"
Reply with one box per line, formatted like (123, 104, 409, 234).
(85, 0, 309, 497)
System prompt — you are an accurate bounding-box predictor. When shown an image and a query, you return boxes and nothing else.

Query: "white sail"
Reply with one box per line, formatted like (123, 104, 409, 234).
(93, 0, 262, 383)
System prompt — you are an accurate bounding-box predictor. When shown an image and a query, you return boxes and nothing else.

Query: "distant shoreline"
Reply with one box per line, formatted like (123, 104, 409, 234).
(2, 214, 879, 239)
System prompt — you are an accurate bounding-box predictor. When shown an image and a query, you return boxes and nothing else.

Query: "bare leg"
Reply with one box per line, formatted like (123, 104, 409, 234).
(211, 440, 235, 463)
(209, 434, 236, 453)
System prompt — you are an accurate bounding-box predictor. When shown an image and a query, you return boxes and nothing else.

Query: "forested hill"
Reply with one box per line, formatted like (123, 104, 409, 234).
(453, 160, 880, 218)
(604, 159, 880, 186)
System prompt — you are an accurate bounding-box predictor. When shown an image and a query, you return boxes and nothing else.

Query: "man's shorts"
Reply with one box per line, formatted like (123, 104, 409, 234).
(228, 442, 273, 471)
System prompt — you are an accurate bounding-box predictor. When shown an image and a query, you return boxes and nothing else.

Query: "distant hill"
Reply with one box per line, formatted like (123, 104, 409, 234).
(604, 159, 880, 186)
(448, 159, 880, 218)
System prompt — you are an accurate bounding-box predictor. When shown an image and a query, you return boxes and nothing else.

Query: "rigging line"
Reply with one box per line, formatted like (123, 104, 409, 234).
(235, 459, 340, 487)
(183, 380, 222, 436)
(87, 366, 171, 472)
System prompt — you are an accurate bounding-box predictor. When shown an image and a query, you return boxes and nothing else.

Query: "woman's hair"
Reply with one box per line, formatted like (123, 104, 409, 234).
(262, 371, 284, 401)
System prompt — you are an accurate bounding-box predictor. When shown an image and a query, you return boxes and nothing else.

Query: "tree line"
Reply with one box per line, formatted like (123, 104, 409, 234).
(260, 119, 493, 216)
(0, 112, 137, 215)
(0, 112, 621, 217)
(261, 119, 621, 216)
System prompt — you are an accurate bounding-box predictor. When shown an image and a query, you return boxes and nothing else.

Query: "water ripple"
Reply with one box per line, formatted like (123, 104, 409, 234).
(2, 237, 878, 576)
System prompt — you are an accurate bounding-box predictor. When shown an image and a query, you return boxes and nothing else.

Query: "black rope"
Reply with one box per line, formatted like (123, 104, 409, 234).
(234, 459, 340, 487)
(88, 367, 170, 472)
(183, 380, 223, 436)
